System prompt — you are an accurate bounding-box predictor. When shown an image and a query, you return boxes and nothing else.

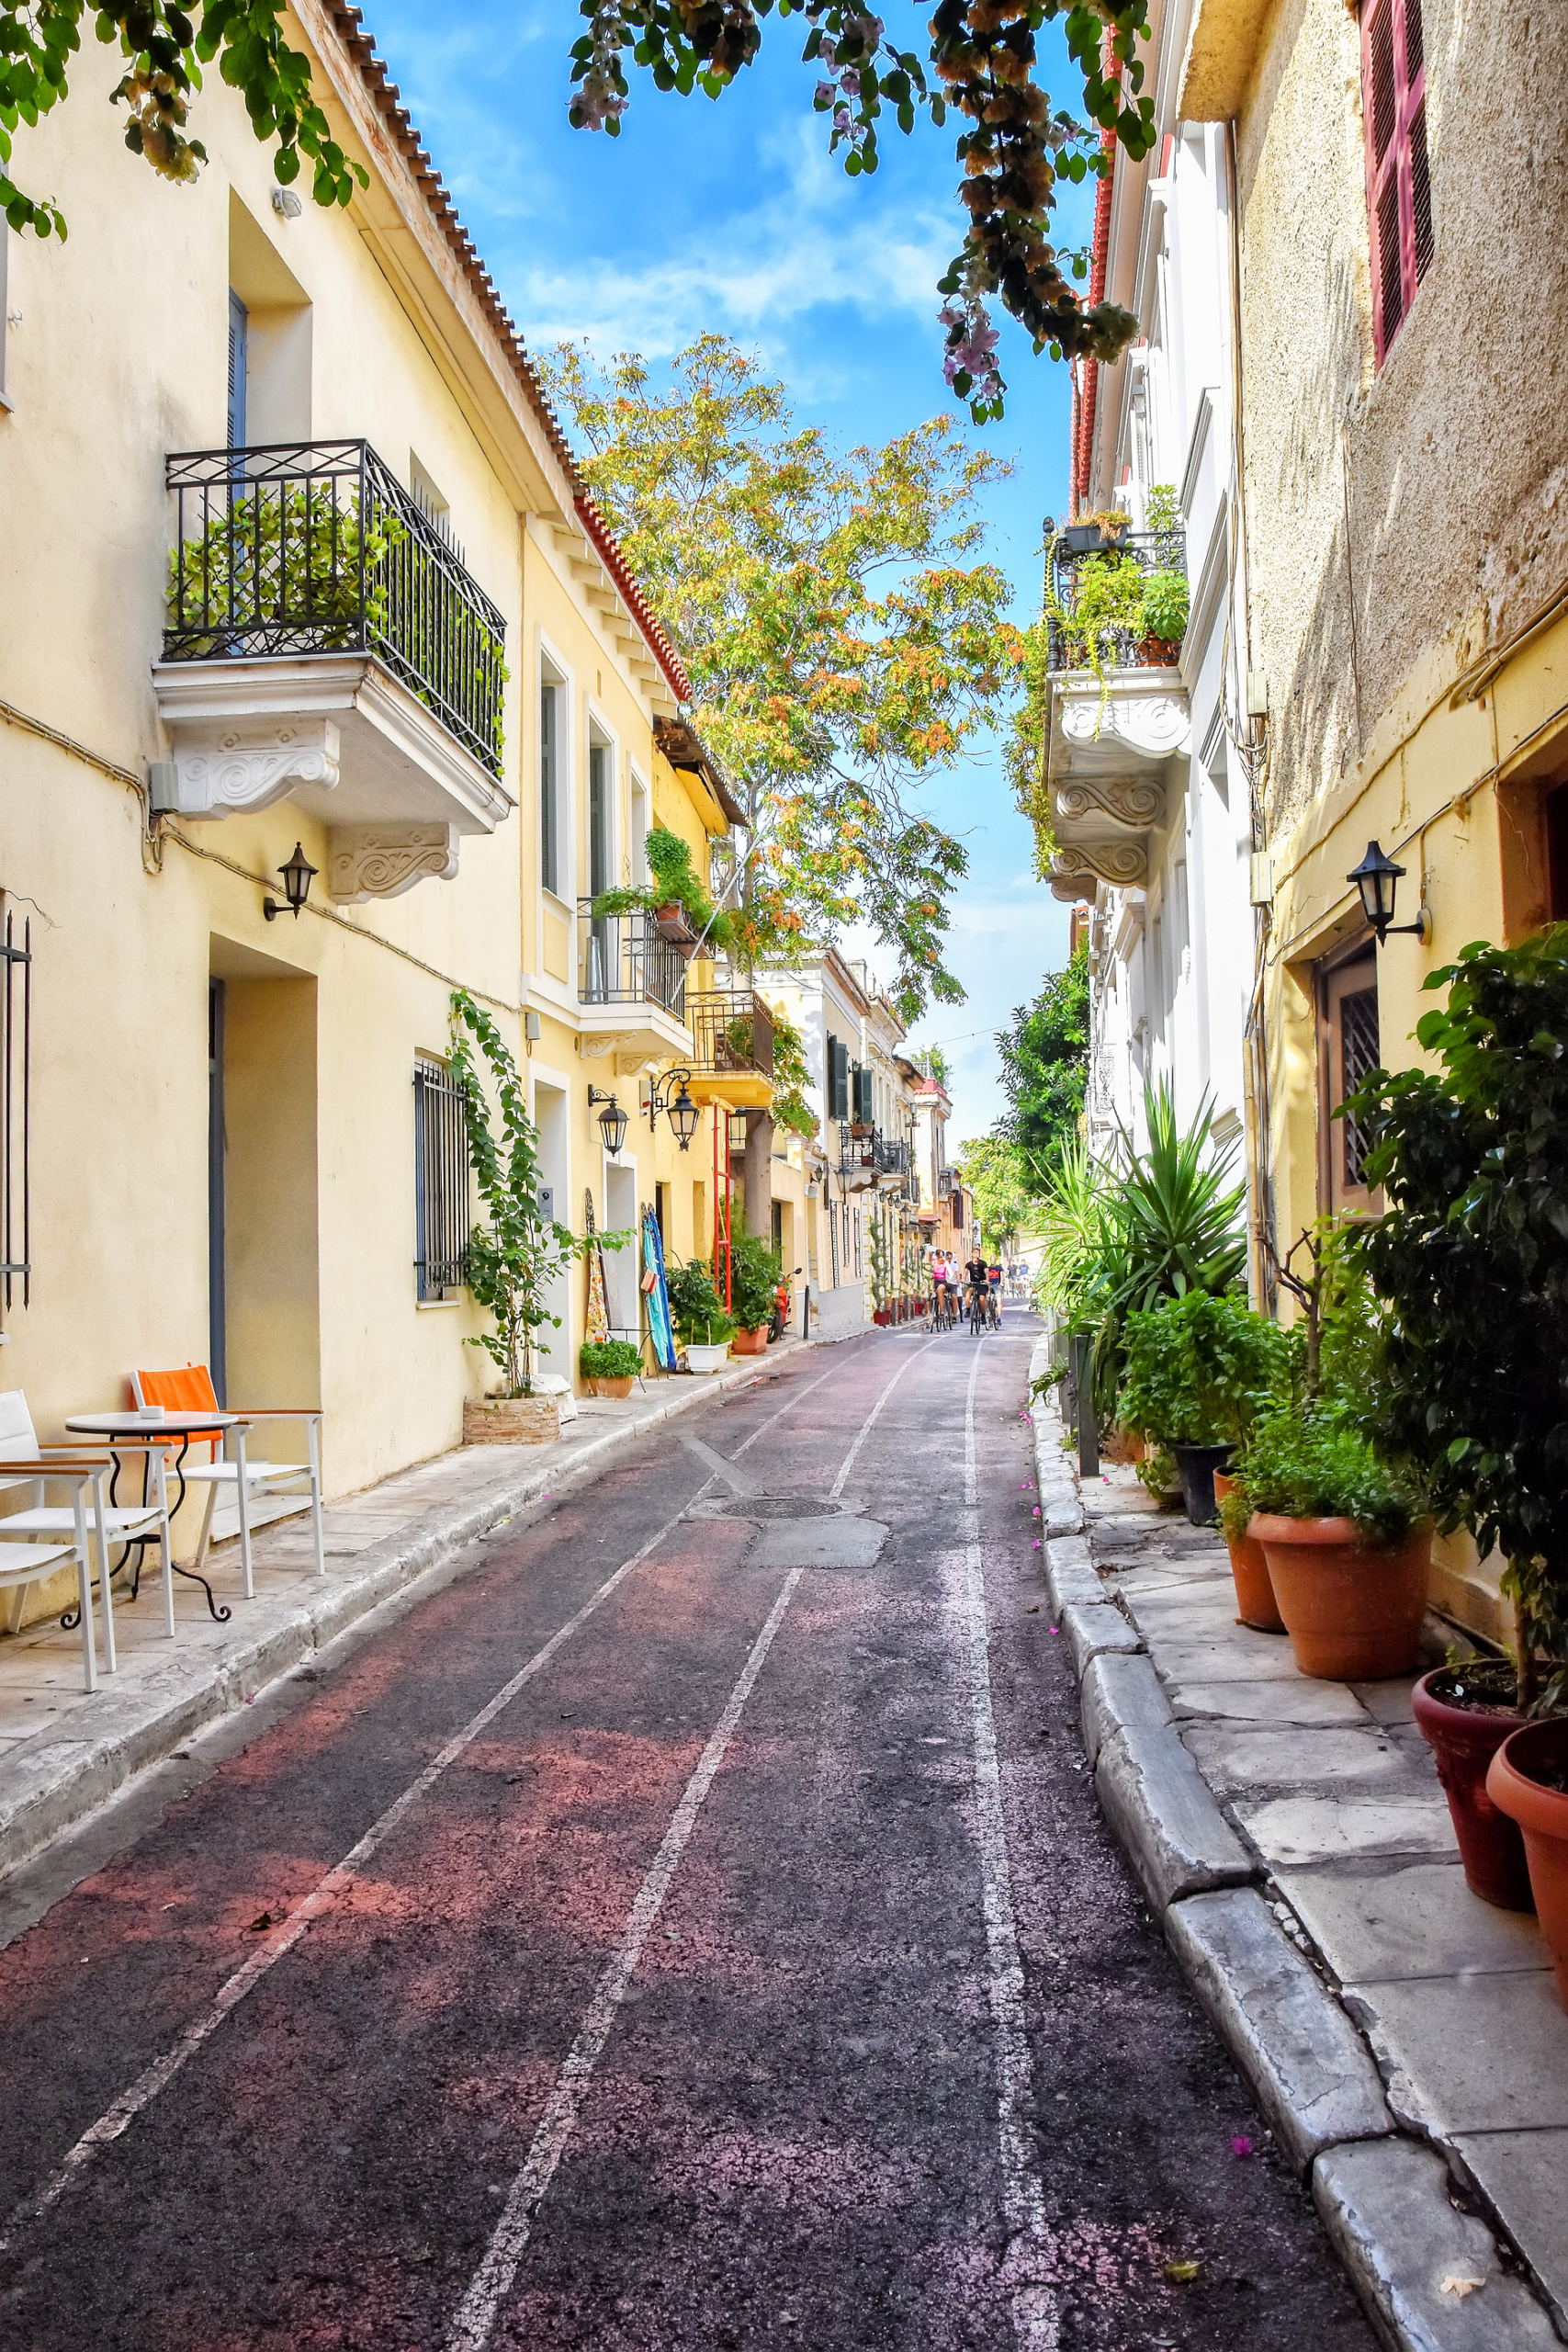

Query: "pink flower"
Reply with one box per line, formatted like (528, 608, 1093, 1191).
(1231, 2135, 1253, 2159)
(1032, 1539, 1043, 1548)
(1048, 1625, 1059, 1635)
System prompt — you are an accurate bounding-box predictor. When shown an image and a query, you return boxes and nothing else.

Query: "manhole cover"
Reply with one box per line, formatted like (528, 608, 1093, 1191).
(689, 1495, 841, 1521)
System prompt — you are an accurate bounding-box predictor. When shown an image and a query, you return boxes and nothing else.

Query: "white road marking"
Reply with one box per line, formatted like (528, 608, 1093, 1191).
(680, 1431, 760, 1493)
(446, 1342, 929, 2351)
(0, 1363, 840, 2249)
(829, 1334, 937, 1498)
(962, 1341, 1062, 2352)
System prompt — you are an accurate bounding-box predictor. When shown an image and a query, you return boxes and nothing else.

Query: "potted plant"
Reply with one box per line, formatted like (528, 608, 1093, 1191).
(1227, 1409, 1429, 1681)
(580, 1338, 642, 1399)
(667, 1258, 736, 1373)
(590, 826, 736, 961)
(1060, 507, 1132, 556)
(1346, 931, 1568, 1912)
(448, 991, 621, 1443)
(1487, 1724, 1568, 2004)
(1137, 566, 1189, 665)
(1118, 1288, 1294, 1531)
(728, 1227, 782, 1354)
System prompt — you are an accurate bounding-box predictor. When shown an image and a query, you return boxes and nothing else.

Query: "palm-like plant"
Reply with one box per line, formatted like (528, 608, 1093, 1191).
(1031, 1135, 1111, 1326)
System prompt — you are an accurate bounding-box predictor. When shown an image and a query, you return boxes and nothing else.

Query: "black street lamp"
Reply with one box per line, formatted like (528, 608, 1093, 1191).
(644, 1067, 701, 1150)
(263, 841, 318, 922)
(1347, 840, 1431, 945)
(588, 1087, 629, 1156)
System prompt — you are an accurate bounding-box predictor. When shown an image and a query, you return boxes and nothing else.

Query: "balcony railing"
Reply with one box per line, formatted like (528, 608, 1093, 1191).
(840, 1126, 909, 1184)
(578, 903, 688, 1019)
(686, 988, 773, 1080)
(164, 439, 507, 776)
(1046, 524, 1187, 678)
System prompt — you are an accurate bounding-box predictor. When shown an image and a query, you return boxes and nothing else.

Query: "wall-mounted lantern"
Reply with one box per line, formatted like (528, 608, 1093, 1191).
(644, 1067, 700, 1151)
(588, 1086, 629, 1156)
(263, 842, 318, 922)
(1347, 840, 1431, 946)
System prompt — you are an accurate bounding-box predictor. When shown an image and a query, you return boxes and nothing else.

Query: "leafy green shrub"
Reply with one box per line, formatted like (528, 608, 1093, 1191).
(1120, 1291, 1295, 1447)
(1141, 568, 1189, 645)
(666, 1258, 736, 1346)
(1347, 927, 1568, 1711)
(580, 1339, 642, 1381)
(1231, 1409, 1417, 1546)
(590, 827, 736, 951)
(728, 1227, 782, 1330)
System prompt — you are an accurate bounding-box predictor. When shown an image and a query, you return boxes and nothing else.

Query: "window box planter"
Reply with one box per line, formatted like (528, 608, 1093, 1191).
(654, 902, 699, 952)
(1412, 1667, 1534, 1911)
(1249, 1515, 1432, 1680)
(1488, 1719, 1568, 2007)
(1061, 520, 1128, 556)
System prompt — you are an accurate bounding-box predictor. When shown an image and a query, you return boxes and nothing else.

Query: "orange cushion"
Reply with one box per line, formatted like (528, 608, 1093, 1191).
(136, 1363, 220, 1458)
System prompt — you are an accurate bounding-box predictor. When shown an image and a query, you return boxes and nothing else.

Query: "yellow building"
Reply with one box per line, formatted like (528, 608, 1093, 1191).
(0, 2, 800, 1615)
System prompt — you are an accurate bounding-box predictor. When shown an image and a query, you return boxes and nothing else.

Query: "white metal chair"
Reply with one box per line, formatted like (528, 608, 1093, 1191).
(0, 1389, 175, 1645)
(0, 1454, 120, 1690)
(131, 1365, 324, 1597)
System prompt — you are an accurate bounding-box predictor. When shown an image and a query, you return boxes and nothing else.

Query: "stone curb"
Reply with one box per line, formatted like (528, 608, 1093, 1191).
(1314, 2140, 1562, 2352)
(1166, 1887, 1393, 2175)
(0, 1342, 818, 1884)
(1027, 1371, 1566, 2350)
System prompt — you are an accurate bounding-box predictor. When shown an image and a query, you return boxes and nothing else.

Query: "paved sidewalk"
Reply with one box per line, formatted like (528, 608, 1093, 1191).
(1029, 1339, 1568, 2352)
(0, 1343, 816, 1883)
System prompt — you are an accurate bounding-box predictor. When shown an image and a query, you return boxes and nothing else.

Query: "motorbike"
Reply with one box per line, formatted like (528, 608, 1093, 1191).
(768, 1265, 803, 1343)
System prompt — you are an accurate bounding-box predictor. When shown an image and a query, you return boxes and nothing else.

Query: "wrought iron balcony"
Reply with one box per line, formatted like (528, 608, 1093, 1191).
(164, 439, 506, 776)
(683, 987, 774, 1111)
(579, 903, 688, 1019)
(1045, 525, 1187, 677)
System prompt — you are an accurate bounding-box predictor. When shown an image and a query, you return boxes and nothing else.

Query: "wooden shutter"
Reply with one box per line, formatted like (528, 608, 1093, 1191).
(828, 1036, 849, 1121)
(226, 291, 248, 447)
(1362, 0, 1432, 365)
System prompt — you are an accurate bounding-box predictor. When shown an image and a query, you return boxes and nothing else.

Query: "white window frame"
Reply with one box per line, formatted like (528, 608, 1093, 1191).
(536, 630, 574, 914)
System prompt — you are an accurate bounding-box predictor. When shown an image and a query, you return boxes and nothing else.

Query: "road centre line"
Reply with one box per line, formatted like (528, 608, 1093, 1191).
(962, 1343, 1062, 2352)
(0, 1361, 840, 2249)
(446, 1340, 931, 2352)
(829, 1333, 938, 1498)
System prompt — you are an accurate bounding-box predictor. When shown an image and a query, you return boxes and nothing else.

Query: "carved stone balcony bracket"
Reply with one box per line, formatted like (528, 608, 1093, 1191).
(327, 824, 460, 902)
(158, 718, 341, 819)
(1048, 841, 1147, 904)
(1049, 668, 1190, 785)
(1052, 776, 1167, 831)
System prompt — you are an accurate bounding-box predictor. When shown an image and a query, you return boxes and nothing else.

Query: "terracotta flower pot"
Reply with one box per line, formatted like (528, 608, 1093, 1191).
(1487, 1719, 1568, 2007)
(1213, 1472, 1284, 1634)
(1250, 1514, 1432, 1680)
(464, 1394, 560, 1446)
(731, 1325, 770, 1355)
(587, 1375, 636, 1400)
(1412, 1668, 1533, 1910)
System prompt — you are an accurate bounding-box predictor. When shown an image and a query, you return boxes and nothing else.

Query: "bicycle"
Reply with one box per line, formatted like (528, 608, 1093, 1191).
(985, 1288, 1002, 1333)
(968, 1285, 987, 1336)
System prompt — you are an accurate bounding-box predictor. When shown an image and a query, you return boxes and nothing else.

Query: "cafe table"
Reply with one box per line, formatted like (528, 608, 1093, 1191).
(65, 1409, 255, 1619)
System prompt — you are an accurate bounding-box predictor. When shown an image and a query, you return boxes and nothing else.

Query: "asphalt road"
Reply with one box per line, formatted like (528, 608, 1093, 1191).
(0, 1324, 1375, 2350)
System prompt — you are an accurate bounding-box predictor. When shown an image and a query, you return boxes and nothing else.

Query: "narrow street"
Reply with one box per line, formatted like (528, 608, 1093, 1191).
(0, 1328, 1372, 2351)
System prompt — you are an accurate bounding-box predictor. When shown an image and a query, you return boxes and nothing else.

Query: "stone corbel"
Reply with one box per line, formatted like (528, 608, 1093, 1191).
(170, 719, 339, 817)
(1059, 689, 1189, 762)
(1053, 776, 1166, 830)
(1049, 841, 1147, 902)
(326, 824, 460, 902)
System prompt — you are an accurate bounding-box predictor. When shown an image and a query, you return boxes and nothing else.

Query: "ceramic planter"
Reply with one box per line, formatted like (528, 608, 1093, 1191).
(685, 1341, 731, 1375)
(1487, 1719, 1568, 2007)
(1170, 1441, 1234, 1528)
(1213, 1471, 1284, 1633)
(1250, 1515, 1432, 1680)
(654, 902, 698, 954)
(587, 1375, 636, 1400)
(464, 1394, 560, 1445)
(731, 1326, 770, 1355)
(1412, 1669, 1533, 1910)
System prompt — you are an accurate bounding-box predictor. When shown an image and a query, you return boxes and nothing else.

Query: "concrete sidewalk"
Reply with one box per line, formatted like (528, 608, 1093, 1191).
(0, 1342, 818, 1884)
(1029, 1338, 1568, 2352)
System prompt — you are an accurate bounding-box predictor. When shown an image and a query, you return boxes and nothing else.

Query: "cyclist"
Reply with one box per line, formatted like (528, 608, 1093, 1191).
(964, 1248, 989, 1331)
(986, 1260, 1004, 1331)
(931, 1252, 949, 1325)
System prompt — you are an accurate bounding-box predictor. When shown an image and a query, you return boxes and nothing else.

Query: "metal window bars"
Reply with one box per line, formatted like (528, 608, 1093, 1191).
(164, 440, 507, 778)
(413, 1054, 471, 1299)
(577, 902, 688, 1019)
(0, 911, 29, 1317)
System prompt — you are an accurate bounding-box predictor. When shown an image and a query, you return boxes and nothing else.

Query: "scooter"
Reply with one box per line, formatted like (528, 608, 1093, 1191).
(768, 1267, 803, 1343)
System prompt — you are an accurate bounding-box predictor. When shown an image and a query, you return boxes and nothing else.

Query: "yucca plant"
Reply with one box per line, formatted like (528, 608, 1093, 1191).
(1030, 1134, 1111, 1329)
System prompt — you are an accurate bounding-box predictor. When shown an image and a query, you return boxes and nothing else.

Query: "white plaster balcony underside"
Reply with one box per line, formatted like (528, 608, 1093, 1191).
(574, 1000, 693, 1078)
(150, 653, 514, 902)
(1046, 667, 1190, 903)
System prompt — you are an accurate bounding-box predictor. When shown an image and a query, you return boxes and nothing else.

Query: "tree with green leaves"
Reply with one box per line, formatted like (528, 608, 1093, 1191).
(957, 1132, 1034, 1256)
(1, 0, 364, 239)
(998, 937, 1089, 1177)
(566, 0, 1150, 416)
(448, 990, 623, 1396)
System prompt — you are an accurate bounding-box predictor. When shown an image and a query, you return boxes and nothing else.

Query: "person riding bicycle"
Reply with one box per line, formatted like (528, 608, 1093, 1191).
(964, 1250, 988, 1321)
(986, 1261, 1004, 1329)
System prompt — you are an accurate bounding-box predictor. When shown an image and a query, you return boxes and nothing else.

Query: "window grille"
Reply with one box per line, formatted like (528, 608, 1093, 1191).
(413, 1054, 470, 1300)
(0, 910, 30, 1318)
(1339, 985, 1381, 1189)
(1362, 0, 1432, 364)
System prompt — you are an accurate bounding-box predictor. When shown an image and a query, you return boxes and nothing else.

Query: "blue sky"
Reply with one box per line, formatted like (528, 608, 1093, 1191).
(368, 0, 1092, 1139)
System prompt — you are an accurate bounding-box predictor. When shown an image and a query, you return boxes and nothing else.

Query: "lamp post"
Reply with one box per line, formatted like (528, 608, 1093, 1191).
(1347, 840, 1432, 946)
(644, 1067, 700, 1150)
(588, 1087, 629, 1156)
(262, 842, 318, 922)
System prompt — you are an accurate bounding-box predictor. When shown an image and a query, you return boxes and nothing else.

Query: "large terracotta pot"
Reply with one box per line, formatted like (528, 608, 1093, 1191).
(464, 1395, 560, 1446)
(587, 1375, 636, 1400)
(1412, 1668, 1533, 1911)
(1213, 1472, 1284, 1634)
(1487, 1719, 1568, 2008)
(731, 1326, 770, 1355)
(1250, 1515, 1432, 1680)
